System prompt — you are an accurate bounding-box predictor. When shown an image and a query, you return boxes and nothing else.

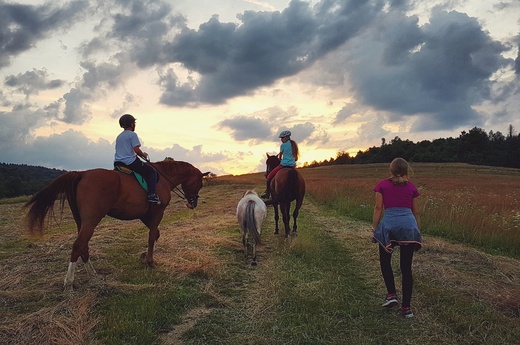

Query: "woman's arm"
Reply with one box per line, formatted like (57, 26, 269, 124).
(412, 197, 420, 229)
(372, 192, 384, 230)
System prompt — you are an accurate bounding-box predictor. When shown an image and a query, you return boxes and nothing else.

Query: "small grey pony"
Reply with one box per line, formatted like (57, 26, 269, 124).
(236, 190, 267, 265)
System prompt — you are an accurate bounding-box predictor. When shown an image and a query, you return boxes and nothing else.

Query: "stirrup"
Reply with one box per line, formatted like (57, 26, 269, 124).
(263, 198, 275, 206)
(147, 193, 161, 205)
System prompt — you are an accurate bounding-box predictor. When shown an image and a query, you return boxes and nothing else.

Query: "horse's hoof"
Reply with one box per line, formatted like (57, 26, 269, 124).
(274, 231, 279, 235)
(251, 261, 257, 266)
(140, 253, 155, 267)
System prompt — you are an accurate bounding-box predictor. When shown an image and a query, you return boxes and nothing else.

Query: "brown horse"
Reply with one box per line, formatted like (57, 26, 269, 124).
(24, 160, 210, 290)
(265, 154, 305, 237)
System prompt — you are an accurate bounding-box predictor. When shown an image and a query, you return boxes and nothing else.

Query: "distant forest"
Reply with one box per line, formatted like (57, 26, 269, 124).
(0, 163, 66, 198)
(1, 125, 519, 198)
(303, 125, 520, 169)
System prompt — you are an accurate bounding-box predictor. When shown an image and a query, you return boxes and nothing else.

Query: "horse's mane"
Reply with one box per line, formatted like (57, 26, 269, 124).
(154, 160, 199, 176)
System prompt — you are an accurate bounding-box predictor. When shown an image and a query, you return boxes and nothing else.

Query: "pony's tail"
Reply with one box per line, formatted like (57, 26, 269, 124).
(245, 200, 262, 245)
(23, 171, 83, 234)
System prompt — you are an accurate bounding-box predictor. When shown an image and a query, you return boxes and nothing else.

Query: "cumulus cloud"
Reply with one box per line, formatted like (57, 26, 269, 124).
(343, 8, 514, 131)
(159, 0, 382, 105)
(218, 116, 272, 141)
(4, 69, 64, 96)
(0, 0, 88, 68)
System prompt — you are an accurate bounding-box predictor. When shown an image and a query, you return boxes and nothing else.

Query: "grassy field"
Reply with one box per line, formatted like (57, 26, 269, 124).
(0, 163, 519, 344)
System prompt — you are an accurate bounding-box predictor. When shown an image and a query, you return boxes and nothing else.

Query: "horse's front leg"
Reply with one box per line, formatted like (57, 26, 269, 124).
(273, 204, 280, 234)
(142, 227, 160, 267)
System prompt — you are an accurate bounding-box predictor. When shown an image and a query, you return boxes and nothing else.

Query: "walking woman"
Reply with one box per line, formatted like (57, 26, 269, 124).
(372, 157, 422, 318)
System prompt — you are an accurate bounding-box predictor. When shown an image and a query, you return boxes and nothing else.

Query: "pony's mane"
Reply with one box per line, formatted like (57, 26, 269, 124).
(243, 190, 258, 197)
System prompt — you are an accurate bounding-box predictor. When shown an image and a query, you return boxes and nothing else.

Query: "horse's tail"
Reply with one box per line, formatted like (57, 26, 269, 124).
(23, 171, 83, 234)
(287, 168, 299, 199)
(245, 200, 262, 245)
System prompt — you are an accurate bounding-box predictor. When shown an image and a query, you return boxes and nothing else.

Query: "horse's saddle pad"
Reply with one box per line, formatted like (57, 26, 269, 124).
(114, 166, 148, 192)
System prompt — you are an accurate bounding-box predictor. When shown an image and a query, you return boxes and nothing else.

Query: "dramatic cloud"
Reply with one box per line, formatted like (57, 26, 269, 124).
(160, 0, 383, 105)
(0, 0, 88, 67)
(342, 8, 514, 131)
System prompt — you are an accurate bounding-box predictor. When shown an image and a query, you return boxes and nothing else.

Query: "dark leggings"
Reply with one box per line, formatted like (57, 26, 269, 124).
(379, 245, 415, 308)
(121, 158, 158, 194)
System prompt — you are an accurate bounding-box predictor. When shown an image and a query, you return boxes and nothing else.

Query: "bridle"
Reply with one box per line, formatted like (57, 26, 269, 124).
(147, 160, 199, 206)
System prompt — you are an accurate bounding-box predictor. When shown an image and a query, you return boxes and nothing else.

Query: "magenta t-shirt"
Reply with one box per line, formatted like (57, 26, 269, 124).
(374, 179, 420, 209)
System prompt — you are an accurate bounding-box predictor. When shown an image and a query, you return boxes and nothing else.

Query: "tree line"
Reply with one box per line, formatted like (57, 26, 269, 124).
(303, 125, 520, 169)
(1, 125, 519, 198)
(0, 163, 66, 198)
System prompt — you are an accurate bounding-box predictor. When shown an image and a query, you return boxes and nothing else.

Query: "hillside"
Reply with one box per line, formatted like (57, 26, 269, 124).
(0, 163, 66, 198)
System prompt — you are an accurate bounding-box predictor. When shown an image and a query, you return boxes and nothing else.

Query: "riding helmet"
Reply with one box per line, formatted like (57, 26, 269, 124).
(278, 130, 291, 138)
(119, 114, 136, 128)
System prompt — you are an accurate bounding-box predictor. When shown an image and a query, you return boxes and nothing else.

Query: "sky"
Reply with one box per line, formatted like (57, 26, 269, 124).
(0, 0, 518, 176)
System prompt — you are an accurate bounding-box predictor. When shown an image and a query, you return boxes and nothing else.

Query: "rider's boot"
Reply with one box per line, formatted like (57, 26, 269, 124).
(261, 180, 270, 199)
(147, 193, 161, 205)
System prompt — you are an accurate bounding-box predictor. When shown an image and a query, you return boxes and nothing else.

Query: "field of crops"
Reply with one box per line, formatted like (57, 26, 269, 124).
(298, 163, 520, 258)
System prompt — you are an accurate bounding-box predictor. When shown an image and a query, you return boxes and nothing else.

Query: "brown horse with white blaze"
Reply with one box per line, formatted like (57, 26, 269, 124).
(24, 160, 209, 291)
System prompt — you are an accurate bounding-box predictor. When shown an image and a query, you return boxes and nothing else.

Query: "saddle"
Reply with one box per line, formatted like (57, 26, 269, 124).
(114, 165, 148, 192)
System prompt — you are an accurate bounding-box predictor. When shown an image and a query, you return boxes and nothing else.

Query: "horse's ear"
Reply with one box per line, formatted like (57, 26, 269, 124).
(266, 152, 269, 158)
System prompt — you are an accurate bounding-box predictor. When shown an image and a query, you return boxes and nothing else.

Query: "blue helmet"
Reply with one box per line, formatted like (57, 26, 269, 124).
(278, 130, 291, 138)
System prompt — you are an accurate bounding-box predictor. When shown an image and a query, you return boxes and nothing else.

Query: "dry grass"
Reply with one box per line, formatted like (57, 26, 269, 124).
(0, 293, 98, 345)
(415, 237, 520, 317)
(300, 163, 520, 255)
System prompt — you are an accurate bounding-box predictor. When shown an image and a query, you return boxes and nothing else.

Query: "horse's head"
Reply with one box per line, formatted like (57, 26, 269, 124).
(265, 153, 280, 177)
(181, 170, 211, 209)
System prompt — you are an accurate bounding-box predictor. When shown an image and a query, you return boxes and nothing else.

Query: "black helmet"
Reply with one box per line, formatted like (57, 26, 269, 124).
(119, 114, 136, 128)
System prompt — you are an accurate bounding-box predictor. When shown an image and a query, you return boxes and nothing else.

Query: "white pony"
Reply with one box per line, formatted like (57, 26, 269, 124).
(236, 190, 267, 265)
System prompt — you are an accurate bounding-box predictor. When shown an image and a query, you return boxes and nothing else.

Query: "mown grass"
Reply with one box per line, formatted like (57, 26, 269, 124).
(95, 278, 208, 345)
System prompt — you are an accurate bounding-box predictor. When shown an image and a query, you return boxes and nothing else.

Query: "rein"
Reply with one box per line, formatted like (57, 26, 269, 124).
(147, 161, 194, 204)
